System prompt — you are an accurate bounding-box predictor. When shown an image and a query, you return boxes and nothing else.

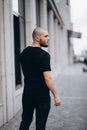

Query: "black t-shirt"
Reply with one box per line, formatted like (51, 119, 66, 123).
(20, 46, 51, 97)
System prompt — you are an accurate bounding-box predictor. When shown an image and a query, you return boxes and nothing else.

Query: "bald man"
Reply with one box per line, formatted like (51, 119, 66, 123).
(19, 27, 61, 130)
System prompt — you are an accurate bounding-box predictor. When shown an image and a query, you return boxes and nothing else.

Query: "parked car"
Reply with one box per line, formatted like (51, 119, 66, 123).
(73, 55, 85, 63)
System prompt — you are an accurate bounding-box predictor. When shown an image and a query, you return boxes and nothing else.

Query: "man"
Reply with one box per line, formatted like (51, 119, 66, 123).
(19, 27, 61, 130)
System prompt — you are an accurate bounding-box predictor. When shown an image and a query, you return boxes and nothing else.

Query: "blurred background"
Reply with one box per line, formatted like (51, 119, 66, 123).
(70, 0, 87, 64)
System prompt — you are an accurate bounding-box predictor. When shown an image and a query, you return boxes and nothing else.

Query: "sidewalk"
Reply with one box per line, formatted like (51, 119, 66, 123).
(0, 63, 87, 130)
(60, 63, 85, 75)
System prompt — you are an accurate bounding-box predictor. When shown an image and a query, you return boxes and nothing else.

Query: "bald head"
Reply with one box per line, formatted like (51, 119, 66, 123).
(32, 27, 49, 47)
(32, 27, 46, 40)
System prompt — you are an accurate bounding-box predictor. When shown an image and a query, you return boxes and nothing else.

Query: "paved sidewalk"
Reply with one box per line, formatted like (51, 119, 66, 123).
(0, 63, 87, 130)
(60, 63, 85, 75)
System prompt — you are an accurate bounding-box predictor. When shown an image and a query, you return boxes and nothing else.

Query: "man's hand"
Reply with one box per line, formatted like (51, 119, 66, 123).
(54, 97, 61, 106)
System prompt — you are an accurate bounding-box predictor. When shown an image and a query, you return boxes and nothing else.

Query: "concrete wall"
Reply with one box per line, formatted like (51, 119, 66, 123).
(57, 0, 71, 29)
(0, 0, 15, 125)
(56, 0, 71, 69)
(0, 0, 71, 126)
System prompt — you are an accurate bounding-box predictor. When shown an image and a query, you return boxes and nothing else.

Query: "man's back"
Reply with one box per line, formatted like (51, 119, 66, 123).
(20, 46, 51, 96)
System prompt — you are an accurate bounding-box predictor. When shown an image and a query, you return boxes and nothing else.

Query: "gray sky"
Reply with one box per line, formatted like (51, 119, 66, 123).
(70, 0, 87, 55)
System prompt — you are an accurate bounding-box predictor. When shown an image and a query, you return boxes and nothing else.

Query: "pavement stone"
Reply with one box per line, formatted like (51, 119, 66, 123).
(0, 63, 87, 130)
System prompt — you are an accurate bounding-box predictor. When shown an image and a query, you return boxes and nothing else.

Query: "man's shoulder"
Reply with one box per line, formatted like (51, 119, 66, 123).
(20, 46, 50, 58)
(41, 49, 50, 56)
(40, 49, 50, 59)
(20, 46, 29, 55)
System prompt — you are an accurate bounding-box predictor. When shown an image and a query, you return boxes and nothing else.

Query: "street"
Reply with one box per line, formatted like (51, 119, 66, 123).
(0, 63, 87, 130)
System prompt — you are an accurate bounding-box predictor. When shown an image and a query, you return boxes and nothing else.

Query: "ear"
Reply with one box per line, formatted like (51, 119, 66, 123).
(35, 36, 40, 42)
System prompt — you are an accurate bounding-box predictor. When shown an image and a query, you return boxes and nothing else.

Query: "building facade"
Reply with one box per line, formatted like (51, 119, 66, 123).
(0, 0, 72, 126)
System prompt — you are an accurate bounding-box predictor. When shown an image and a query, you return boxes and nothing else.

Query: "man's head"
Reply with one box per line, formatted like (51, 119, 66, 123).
(32, 27, 50, 47)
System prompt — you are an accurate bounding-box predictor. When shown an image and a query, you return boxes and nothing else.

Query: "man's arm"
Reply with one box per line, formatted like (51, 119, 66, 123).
(43, 71, 61, 106)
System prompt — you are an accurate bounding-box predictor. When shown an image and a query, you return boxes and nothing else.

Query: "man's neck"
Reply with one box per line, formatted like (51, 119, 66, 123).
(32, 42, 41, 47)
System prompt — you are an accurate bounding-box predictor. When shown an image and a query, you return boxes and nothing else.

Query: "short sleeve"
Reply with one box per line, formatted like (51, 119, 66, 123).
(41, 53, 51, 72)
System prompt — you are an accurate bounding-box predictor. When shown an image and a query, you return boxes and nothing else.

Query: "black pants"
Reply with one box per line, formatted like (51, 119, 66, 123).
(19, 93, 51, 130)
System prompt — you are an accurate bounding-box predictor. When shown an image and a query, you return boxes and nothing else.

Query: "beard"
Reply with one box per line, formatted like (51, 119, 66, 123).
(40, 43, 48, 47)
(40, 39, 48, 48)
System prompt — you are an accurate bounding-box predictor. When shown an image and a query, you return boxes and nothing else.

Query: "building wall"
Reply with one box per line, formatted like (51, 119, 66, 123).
(57, 0, 71, 29)
(0, 0, 15, 126)
(0, 0, 71, 126)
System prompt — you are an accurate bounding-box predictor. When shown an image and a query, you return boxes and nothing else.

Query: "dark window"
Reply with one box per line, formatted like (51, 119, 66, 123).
(13, 0, 25, 88)
(36, 0, 40, 26)
(66, 0, 69, 6)
(14, 15, 22, 86)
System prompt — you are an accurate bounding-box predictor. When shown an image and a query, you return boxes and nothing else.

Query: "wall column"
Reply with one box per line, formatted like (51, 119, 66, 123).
(40, 0, 49, 52)
(25, 0, 36, 46)
(0, 0, 5, 126)
(40, 0, 48, 30)
(54, 19, 58, 68)
(48, 10, 55, 70)
(0, 0, 16, 125)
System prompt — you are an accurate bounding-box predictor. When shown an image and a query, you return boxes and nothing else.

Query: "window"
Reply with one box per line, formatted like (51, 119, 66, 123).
(12, 0, 19, 15)
(13, 0, 25, 88)
(14, 15, 21, 86)
(66, 0, 69, 6)
(36, 0, 40, 26)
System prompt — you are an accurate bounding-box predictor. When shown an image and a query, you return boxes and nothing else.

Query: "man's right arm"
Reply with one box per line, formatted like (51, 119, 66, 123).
(43, 71, 61, 106)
